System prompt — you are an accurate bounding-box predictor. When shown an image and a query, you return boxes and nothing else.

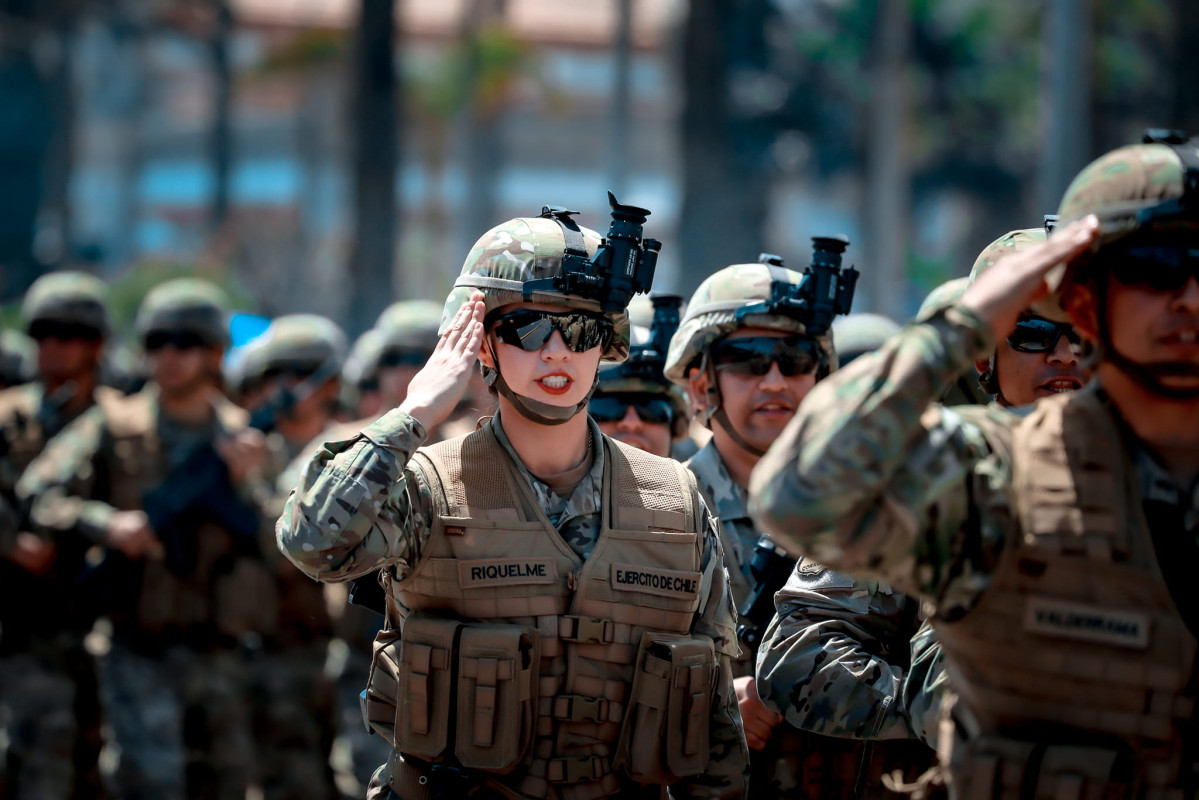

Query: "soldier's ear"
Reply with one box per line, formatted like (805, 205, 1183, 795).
(686, 367, 708, 411)
(1061, 282, 1100, 344)
(477, 334, 496, 369)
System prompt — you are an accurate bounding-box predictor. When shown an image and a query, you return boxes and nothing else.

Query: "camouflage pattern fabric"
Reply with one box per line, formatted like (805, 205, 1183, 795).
(0, 382, 109, 800)
(914, 278, 989, 406)
(252, 432, 339, 800)
(439, 215, 632, 363)
(276, 407, 748, 798)
(685, 440, 756, 611)
(901, 619, 948, 749)
(748, 304, 1015, 614)
(15, 388, 267, 800)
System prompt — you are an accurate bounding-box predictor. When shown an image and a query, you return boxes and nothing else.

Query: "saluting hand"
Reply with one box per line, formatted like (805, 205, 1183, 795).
(400, 291, 487, 432)
(960, 215, 1099, 344)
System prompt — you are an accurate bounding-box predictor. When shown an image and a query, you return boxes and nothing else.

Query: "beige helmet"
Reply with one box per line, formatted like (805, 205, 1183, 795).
(21, 271, 110, 339)
(135, 278, 231, 349)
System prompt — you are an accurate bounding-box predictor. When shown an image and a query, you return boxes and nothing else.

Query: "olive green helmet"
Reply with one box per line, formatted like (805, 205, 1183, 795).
(1, 329, 37, 387)
(21, 271, 110, 338)
(243, 314, 347, 382)
(377, 300, 444, 356)
(135, 278, 231, 348)
(831, 312, 900, 365)
(664, 262, 837, 385)
(440, 214, 630, 363)
(343, 328, 387, 389)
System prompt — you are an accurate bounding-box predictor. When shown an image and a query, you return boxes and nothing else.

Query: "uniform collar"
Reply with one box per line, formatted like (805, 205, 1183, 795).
(687, 439, 751, 524)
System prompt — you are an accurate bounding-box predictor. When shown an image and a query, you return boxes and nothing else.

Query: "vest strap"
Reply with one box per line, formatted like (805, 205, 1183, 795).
(546, 755, 610, 784)
(540, 694, 623, 724)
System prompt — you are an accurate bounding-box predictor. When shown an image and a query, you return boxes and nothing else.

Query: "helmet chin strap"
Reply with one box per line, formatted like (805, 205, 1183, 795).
(702, 358, 768, 458)
(482, 341, 596, 426)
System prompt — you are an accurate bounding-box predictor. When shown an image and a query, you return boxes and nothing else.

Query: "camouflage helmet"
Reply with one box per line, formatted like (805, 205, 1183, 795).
(915, 276, 970, 322)
(343, 328, 387, 389)
(440, 214, 630, 362)
(241, 314, 347, 382)
(969, 228, 1048, 284)
(135, 278, 231, 348)
(664, 262, 837, 385)
(595, 326, 689, 438)
(1, 329, 37, 387)
(376, 300, 444, 355)
(21, 271, 110, 337)
(831, 313, 900, 365)
(1045, 140, 1199, 299)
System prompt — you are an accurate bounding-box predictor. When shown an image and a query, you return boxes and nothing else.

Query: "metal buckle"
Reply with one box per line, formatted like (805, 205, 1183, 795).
(555, 695, 608, 722)
(562, 616, 613, 644)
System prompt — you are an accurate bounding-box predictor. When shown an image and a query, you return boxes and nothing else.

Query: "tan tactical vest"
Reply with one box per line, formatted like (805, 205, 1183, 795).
(935, 388, 1198, 799)
(380, 424, 713, 800)
(0, 385, 122, 478)
(95, 390, 275, 640)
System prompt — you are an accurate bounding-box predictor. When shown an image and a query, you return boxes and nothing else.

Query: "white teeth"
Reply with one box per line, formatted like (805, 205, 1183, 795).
(540, 376, 568, 388)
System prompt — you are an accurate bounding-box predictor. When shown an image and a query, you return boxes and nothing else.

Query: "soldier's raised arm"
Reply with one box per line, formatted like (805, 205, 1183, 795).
(748, 219, 1100, 602)
(276, 293, 485, 583)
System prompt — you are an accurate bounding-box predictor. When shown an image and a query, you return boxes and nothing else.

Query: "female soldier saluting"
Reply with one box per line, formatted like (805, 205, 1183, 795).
(277, 200, 747, 800)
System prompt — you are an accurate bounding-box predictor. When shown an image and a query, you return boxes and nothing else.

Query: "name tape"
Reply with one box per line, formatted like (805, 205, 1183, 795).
(459, 558, 558, 588)
(611, 563, 700, 599)
(1024, 596, 1151, 650)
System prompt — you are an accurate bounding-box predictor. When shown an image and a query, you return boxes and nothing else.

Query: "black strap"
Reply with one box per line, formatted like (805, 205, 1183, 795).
(539, 205, 588, 259)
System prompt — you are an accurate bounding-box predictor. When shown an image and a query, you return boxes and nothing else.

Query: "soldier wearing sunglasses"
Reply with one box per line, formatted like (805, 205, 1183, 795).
(0, 271, 116, 800)
(967, 229, 1092, 407)
(752, 137, 1199, 798)
(278, 205, 747, 799)
(18, 278, 272, 800)
(664, 259, 932, 798)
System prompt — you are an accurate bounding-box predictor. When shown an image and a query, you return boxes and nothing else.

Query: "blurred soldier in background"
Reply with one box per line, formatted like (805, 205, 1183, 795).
(750, 137, 1199, 798)
(0, 271, 114, 799)
(0, 329, 36, 390)
(665, 252, 931, 797)
(17, 277, 271, 800)
(243, 313, 346, 800)
(341, 328, 387, 421)
(590, 295, 689, 458)
(830, 312, 900, 367)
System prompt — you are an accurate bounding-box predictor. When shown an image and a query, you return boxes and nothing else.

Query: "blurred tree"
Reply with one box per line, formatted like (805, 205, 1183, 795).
(458, 0, 508, 257)
(678, 0, 776, 294)
(346, 0, 400, 335)
(210, 0, 233, 231)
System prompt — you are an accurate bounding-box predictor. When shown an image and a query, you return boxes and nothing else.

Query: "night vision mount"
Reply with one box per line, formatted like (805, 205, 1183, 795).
(734, 235, 859, 337)
(523, 192, 662, 314)
(618, 293, 683, 381)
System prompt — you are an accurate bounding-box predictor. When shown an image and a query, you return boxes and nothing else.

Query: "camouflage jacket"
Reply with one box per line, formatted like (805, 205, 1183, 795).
(277, 408, 748, 799)
(687, 440, 924, 739)
(749, 303, 1199, 617)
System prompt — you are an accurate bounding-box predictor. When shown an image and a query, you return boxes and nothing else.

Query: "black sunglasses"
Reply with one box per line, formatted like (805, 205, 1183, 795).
(378, 348, 428, 368)
(1006, 317, 1081, 354)
(589, 394, 674, 425)
(488, 309, 612, 354)
(28, 320, 102, 343)
(1109, 244, 1199, 292)
(144, 330, 208, 352)
(710, 335, 821, 377)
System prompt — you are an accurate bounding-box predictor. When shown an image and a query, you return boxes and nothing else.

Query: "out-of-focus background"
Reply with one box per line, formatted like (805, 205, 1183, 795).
(1, 0, 1195, 333)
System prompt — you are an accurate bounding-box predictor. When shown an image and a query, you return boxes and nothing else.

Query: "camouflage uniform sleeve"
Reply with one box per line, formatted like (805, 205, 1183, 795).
(276, 407, 433, 582)
(755, 560, 919, 740)
(748, 305, 1012, 608)
(671, 496, 749, 800)
(16, 405, 117, 544)
(901, 619, 947, 749)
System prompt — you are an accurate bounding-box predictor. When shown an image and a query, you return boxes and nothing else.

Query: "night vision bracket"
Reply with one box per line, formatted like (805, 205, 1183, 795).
(734, 236, 859, 336)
